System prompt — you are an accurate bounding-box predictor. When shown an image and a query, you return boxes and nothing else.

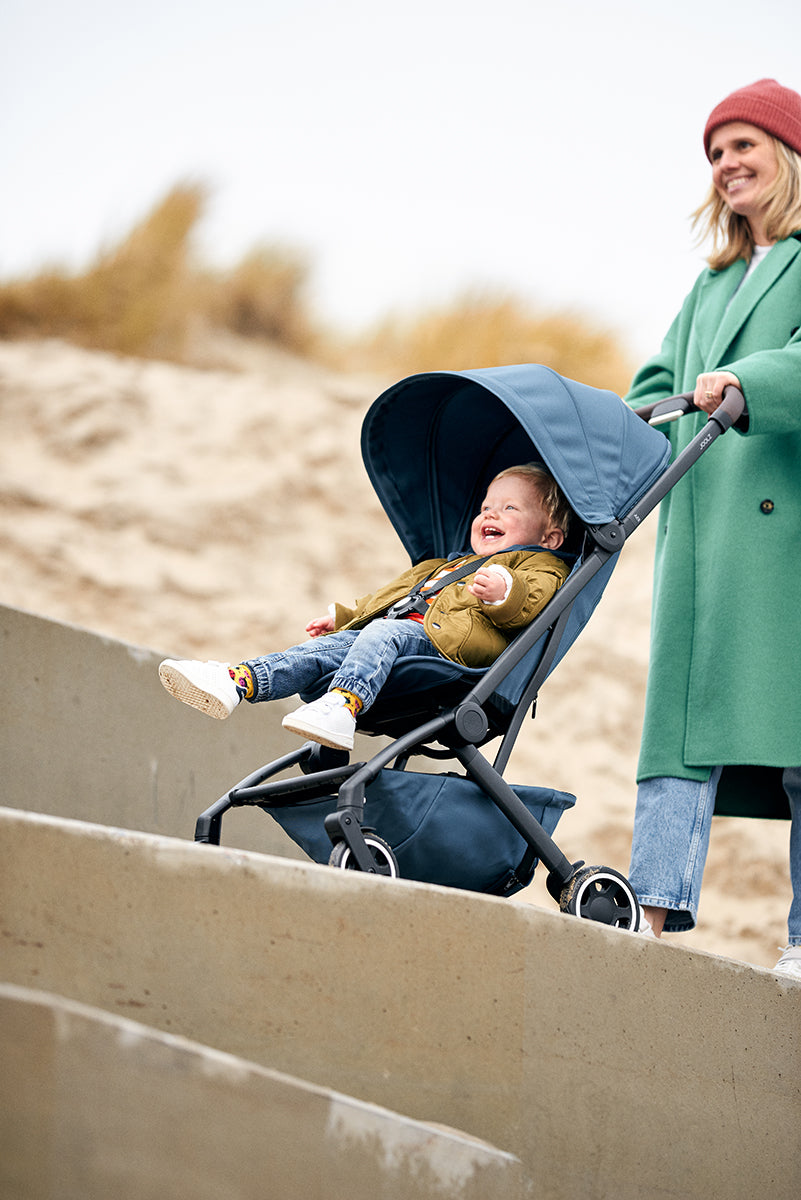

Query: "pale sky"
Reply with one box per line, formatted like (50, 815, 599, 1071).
(2, 0, 800, 362)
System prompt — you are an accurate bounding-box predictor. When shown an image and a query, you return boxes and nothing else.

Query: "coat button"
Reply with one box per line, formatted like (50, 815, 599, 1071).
(760, 499, 775, 514)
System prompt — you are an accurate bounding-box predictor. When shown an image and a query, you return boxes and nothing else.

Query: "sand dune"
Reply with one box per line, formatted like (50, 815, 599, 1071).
(0, 337, 792, 967)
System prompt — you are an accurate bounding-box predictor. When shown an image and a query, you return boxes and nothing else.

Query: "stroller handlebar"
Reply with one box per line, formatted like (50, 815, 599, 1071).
(618, 383, 748, 540)
(637, 385, 747, 431)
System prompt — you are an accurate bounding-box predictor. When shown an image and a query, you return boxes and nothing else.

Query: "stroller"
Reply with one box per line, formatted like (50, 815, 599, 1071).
(194, 364, 745, 930)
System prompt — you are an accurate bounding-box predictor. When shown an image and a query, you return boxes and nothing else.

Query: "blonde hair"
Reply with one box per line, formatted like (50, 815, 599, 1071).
(693, 134, 801, 269)
(492, 463, 572, 538)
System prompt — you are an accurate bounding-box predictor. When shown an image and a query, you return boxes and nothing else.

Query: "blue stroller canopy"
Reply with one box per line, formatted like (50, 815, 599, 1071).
(361, 364, 671, 561)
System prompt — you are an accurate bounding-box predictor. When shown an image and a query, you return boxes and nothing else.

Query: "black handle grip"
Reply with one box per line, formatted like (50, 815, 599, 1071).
(636, 385, 746, 430)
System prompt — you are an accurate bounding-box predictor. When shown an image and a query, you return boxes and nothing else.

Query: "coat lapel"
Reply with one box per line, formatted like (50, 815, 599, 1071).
(692, 261, 744, 364)
(705, 235, 801, 366)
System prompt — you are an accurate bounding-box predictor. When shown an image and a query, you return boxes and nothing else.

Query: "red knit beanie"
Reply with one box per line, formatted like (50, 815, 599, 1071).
(703, 78, 801, 159)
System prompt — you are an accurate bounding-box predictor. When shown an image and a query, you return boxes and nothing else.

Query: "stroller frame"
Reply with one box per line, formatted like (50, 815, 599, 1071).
(194, 381, 745, 927)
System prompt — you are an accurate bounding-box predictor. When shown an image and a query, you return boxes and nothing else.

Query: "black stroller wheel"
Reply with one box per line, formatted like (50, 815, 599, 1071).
(560, 865, 640, 929)
(328, 834, 399, 878)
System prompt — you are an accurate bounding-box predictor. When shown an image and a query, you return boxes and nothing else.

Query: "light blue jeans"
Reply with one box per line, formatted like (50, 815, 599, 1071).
(245, 619, 441, 713)
(629, 766, 801, 942)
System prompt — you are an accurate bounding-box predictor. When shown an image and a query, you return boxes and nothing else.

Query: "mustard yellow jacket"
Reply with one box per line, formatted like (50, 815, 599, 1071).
(331, 548, 569, 669)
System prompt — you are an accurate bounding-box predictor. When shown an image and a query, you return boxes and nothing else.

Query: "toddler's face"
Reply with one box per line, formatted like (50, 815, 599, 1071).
(470, 475, 563, 555)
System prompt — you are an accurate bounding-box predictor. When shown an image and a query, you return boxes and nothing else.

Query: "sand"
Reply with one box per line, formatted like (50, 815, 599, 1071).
(0, 336, 792, 968)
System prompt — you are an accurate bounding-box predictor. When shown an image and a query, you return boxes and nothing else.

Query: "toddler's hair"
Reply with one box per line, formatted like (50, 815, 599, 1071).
(493, 463, 572, 538)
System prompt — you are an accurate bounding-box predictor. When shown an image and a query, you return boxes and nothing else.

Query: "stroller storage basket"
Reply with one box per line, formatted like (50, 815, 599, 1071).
(266, 769, 575, 896)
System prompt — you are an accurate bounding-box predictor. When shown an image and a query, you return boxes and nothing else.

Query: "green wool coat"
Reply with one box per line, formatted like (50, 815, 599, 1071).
(626, 231, 801, 815)
(332, 548, 569, 669)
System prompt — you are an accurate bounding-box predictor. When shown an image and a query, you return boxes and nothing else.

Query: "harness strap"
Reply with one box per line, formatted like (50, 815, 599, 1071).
(383, 544, 562, 621)
(414, 553, 498, 598)
(384, 553, 497, 619)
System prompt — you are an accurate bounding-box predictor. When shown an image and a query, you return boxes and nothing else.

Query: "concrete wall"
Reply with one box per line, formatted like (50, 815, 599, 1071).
(2, 805, 800, 1200)
(4, 605, 801, 1198)
(0, 982, 521, 1200)
(0, 602, 305, 858)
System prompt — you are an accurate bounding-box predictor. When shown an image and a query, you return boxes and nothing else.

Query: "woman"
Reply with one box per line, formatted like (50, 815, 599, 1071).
(625, 79, 801, 976)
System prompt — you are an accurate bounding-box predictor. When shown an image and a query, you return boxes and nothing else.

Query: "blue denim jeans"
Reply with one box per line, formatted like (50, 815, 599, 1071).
(629, 766, 801, 942)
(245, 619, 441, 712)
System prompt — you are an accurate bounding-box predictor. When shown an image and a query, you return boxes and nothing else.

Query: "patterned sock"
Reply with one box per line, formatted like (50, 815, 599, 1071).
(331, 687, 363, 717)
(229, 663, 255, 700)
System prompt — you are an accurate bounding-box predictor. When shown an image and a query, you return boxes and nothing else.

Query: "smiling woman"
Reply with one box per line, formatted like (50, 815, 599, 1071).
(623, 78, 801, 975)
(697, 78, 801, 282)
(708, 123, 779, 243)
(669, 79, 801, 415)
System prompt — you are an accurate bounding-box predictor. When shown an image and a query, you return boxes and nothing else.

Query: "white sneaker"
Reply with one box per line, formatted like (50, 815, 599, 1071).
(282, 692, 356, 750)
(773, 946, 801, 980)
(158, 659, 241, 719)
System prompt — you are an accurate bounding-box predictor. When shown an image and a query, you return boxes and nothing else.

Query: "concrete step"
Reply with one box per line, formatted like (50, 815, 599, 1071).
(2, 805, 799, 1199)
(1, 981, 522, 1200)
(3, 603, 801, 1198)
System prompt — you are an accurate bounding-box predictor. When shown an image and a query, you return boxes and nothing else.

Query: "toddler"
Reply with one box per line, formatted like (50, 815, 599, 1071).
(159, 464, 572, 751)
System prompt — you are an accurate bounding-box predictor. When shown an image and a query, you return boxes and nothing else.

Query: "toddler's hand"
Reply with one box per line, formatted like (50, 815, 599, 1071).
(306, 614, 335, 637)
(468, 567, 505, 604)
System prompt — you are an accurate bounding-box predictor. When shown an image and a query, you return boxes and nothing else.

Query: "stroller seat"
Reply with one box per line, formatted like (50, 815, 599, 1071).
(298, 655, 489, 739)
